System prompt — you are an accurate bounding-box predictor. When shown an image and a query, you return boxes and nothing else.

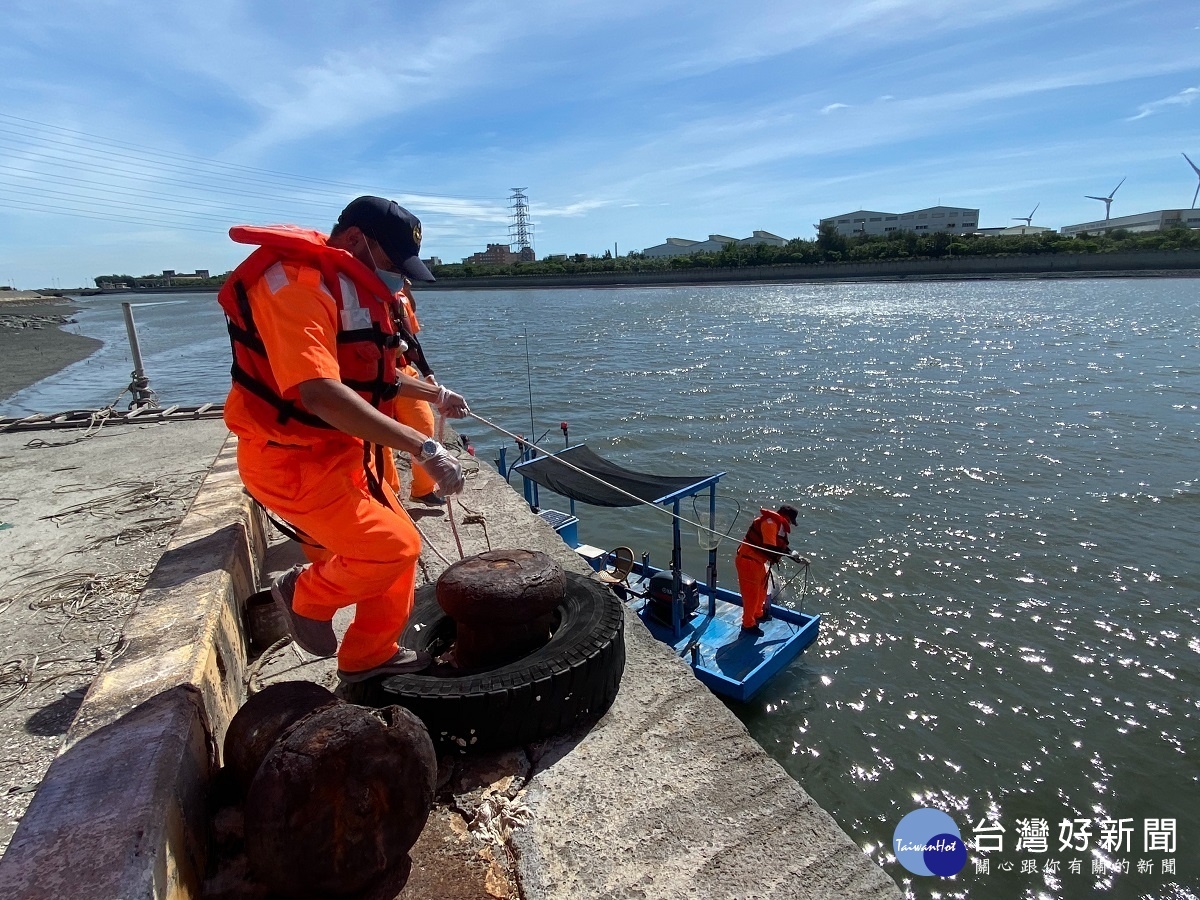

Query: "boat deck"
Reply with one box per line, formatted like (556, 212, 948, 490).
(581, 551, 820, 702)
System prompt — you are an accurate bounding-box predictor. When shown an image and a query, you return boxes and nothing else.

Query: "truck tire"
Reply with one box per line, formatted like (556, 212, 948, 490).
(343, 573, 625, 752)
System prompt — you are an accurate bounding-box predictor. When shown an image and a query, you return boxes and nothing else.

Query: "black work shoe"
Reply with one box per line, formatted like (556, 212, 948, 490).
(758, 610, 773, 623)
(270, 565, 337, 657)
(741, 624, 765, 638)
(338, 649, 432, 683)
(411, 492, 446, 506)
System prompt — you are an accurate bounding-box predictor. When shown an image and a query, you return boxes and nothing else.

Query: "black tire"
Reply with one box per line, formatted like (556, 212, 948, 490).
(343, 573, 625, 752)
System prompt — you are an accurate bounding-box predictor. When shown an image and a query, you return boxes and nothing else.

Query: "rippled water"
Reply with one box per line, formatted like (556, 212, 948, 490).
(7, 280, 1197, 898)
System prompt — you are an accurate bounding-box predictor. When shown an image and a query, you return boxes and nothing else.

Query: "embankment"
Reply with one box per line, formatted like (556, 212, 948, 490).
(421, 249, 1200, 290)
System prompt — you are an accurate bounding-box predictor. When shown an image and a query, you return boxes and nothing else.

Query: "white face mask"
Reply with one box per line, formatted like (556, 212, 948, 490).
(365, 241, 406, 293)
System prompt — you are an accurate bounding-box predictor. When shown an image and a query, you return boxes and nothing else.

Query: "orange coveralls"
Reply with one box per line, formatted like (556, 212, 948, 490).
(734, 509, 790, 628)
(385, 286, 438, 498)
(224, 263, 421, 674)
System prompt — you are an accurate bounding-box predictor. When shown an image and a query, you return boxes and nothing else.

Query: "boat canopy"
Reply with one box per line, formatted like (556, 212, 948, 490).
(513, 445, 712, 508)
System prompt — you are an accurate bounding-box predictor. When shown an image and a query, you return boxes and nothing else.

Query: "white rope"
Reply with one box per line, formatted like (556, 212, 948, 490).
(465, 410, 803, 562)
(436, 412, 466, 559)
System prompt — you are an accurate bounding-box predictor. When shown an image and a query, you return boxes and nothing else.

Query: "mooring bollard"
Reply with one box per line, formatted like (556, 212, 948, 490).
(244, 703, 436, 899)
(436, 549, 565, 669)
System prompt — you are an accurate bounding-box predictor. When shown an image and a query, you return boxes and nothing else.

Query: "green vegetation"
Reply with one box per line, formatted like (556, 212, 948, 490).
(430, 225, 1200, 279)
(94, 273, 227, 289)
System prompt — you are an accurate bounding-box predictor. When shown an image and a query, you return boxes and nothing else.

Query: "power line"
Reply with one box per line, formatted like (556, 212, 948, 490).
(0, 113, 512, 234)
(0, 113, 504, 203)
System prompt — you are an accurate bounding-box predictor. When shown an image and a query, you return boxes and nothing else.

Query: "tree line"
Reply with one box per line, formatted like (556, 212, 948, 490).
(430, 224, 1200, 279)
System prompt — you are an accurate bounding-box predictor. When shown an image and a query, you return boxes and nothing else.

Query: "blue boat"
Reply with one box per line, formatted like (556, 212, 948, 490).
(502, 443, 821, 702)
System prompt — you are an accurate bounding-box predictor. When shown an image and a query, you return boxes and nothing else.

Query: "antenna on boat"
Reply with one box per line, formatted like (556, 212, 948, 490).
(524, 326, 536, 447)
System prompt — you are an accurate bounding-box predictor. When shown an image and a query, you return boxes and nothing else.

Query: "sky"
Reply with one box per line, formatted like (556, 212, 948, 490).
(1, 0, 1198, 289)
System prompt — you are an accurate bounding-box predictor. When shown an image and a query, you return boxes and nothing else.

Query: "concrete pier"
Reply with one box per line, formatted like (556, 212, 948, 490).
(0, 420, 902, 899)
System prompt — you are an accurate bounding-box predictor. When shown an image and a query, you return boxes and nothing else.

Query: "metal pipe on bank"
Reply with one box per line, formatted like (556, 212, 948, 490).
(121, 301, 156, 408)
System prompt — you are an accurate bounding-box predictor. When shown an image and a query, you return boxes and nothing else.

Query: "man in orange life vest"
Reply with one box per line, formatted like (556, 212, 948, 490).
(734, 504, 803, 637)
(220, 196, 467, 681)
(385, 278, 445, 505)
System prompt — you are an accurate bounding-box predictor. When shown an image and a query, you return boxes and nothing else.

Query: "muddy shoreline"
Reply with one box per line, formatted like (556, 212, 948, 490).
(0, 301, 101, 404)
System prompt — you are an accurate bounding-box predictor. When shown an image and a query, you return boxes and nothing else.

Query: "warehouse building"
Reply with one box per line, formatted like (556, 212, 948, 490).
(641, 230, 787, 258)
(819, 206, 979, 237)
(1059, 209, 1200, 237)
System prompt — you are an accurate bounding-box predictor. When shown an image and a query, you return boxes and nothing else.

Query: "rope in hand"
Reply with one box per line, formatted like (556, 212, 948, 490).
(435, 412, 466, 559)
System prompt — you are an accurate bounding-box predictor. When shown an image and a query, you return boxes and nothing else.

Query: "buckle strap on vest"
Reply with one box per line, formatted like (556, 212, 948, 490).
(229, 362, 333, 430)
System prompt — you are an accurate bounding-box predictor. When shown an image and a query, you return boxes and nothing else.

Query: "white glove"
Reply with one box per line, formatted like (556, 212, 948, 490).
(789, 550, 810, 564)
(434, 385, 469, 418)
(417, 443, 465, 496)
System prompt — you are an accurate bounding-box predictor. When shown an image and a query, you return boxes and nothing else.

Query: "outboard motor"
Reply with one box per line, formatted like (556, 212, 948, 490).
(646, 571, 700, 627)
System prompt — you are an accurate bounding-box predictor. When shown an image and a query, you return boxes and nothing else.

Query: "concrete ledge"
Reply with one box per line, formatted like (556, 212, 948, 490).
(0, 687, 211, 899)
(0, 427, 900, 899)
(0, 434, 263, 900)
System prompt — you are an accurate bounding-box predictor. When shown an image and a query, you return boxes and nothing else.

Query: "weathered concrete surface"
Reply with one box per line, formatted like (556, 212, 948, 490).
(1, 420, 901, 899)
(0, 421, 253, 899)
(515, 617, 896, 899)
(252, 440, 902, 899)
(0, 419, 230, 855)
(0, 686, 210, 899)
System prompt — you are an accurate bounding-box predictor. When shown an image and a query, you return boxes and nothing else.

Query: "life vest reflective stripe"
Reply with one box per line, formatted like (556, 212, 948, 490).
(740, 508, 792, 561)
(218, 224, 403, 500)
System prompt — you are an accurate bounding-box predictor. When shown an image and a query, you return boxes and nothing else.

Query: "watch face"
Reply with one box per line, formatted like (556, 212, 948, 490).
(421, 440, 438, 459)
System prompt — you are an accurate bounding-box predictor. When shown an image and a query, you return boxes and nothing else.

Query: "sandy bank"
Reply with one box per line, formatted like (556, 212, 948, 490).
(0, 301, 101, 404)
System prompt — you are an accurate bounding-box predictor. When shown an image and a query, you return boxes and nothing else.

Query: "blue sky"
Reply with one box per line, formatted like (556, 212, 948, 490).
(1, 0, 1198, 288)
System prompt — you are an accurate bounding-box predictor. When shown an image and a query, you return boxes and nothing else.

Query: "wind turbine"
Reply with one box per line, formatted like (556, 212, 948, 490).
(1184, 153, 1200, 208)
(1012, 203, 1040, 227)
(1085, 177, 1125, 221)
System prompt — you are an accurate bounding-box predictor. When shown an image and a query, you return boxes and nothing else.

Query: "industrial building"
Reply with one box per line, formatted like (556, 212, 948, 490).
(819, 206, 980, 237)
(1059, 209, 1200, 237)
(641, 230, 787, 258)
(462, 243, 535, 265)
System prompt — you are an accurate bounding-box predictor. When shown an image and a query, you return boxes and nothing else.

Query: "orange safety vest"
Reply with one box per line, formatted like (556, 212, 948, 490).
(739, 508, 792, 563)
(218, 224, 404, 499)
(392, 285, 432, 378)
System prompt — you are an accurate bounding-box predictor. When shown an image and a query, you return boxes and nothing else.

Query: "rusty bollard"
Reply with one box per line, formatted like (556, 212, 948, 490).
(223, 681, 340, 793)
(436, 549, 565, 669)
(244, 702, 436, 899)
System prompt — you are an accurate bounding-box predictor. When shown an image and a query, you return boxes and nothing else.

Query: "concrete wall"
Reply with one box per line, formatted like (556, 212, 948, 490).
(0, 436, 262, 900)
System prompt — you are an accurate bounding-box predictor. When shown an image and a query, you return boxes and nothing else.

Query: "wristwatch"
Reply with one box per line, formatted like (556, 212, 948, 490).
(418, 439, 439, 462)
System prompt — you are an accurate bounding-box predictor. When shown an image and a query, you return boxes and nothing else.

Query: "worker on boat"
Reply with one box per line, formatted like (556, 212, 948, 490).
(383, 277, 446, 505)
(735, 504, 803, 637)
(219, 196, 468, 682)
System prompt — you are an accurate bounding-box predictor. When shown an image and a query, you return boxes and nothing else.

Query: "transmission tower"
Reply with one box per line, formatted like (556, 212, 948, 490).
(508, 188, 534, 254)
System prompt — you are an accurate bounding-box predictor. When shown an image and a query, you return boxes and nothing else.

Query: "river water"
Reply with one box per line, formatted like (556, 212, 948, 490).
(5, 280, 1197, 899)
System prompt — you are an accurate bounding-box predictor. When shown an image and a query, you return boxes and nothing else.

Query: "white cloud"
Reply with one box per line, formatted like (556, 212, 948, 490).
(538, 199, 616, 218)
(821, 103, 851, 115)
(1127, 86, 1200, 121)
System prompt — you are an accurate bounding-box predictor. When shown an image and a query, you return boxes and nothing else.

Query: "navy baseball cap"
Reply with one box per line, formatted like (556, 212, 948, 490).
(336, 196, 436, 282)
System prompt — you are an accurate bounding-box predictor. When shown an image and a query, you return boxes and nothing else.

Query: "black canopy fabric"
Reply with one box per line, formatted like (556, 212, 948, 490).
(514, 445, 709, 508)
